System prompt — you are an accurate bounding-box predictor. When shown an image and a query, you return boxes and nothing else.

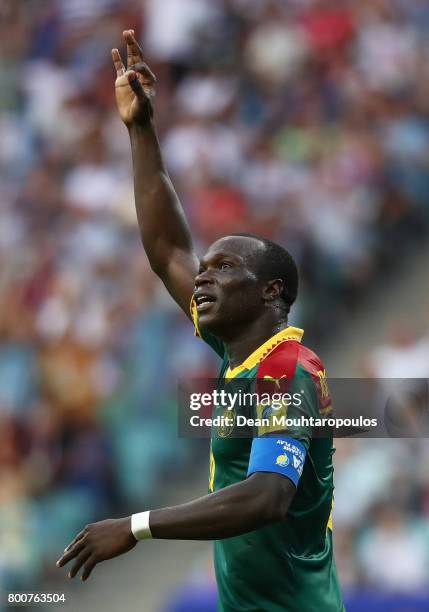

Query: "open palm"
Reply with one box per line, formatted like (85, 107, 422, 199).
(112, 30, 156, 126)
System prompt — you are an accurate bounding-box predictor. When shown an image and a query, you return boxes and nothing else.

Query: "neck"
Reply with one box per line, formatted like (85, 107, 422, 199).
(224, 313, 289, 369)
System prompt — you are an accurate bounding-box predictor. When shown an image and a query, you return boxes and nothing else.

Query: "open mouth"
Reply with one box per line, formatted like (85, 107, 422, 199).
(195, 294, 216, 312)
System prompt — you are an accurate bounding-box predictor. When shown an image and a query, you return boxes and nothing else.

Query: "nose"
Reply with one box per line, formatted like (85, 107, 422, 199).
(194, 269, 215, 288)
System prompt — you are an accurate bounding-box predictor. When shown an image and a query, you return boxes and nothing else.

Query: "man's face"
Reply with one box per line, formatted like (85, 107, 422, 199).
(193, 236, 266, 337)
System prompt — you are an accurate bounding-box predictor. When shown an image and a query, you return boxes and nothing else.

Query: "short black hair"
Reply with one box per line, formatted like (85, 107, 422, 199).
(230, 233, 298, 313)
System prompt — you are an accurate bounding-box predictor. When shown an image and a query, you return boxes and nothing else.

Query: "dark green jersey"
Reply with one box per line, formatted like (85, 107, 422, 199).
(191, 300, 344, 612)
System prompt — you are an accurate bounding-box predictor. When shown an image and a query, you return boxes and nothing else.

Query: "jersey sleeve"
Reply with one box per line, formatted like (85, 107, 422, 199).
(260, 364, 320, 447)
(190, 297, 226, 359)
(254, 344, 322, 445)
(246, 345, 326, 487)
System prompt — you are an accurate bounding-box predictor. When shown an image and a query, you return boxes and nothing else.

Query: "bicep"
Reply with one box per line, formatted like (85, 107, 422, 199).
(246, 472, 297, 520)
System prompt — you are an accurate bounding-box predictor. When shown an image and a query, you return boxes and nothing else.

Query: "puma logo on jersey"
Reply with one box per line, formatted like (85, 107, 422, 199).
(263, 374, 287, 389)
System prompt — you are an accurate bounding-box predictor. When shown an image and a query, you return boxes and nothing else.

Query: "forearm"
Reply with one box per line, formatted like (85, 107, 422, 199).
(56, 475, 293, 580)
(146, 476, 289, 541)
(128, 122, 194, 273)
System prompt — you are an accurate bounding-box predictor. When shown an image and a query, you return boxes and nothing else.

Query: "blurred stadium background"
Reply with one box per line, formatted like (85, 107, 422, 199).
(1, 0, 429, 610)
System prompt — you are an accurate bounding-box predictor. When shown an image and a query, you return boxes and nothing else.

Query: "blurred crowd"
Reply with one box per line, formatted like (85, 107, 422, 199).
(1, 0, 429, 602)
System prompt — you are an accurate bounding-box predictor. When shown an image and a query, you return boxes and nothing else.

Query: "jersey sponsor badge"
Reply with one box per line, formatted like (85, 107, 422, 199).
(275, 453, 289, 467)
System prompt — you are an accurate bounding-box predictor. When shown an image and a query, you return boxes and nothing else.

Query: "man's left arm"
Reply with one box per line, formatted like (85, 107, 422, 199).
(56, 472, 295, 581)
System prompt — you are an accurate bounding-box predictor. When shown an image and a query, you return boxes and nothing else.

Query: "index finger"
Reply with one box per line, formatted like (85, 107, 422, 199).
(63, 527, 86, 554)
(56, 538, 86, 568)
(123, 30, 144, 68)
(111, 48, 125, 77)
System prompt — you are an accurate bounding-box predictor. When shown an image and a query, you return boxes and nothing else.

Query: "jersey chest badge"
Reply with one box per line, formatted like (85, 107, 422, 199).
(217, 407, 235, 438)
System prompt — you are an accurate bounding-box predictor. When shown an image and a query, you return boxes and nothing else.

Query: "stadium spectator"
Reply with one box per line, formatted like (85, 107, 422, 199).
(1, 0, 429, 601)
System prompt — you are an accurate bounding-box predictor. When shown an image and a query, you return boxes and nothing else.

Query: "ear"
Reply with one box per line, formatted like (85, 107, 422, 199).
(262, 279, 283, 303)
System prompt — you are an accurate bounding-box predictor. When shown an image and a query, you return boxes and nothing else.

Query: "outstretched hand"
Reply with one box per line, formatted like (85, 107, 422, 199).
(56, 517, 137, 581)
(112, 30, 156, 127)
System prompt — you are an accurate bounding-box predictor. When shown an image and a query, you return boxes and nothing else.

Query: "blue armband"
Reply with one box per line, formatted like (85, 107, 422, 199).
(247, 436, 306, 487)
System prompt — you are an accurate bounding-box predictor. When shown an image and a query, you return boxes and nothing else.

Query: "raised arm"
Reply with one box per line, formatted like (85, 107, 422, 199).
(112, 30, 198, 315)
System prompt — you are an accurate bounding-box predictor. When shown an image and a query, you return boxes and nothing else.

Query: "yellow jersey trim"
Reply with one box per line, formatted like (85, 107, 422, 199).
(225, 326, 304, 379)
(190, 296, 201, 337)
(209, 441, 215, 492)
(327, 497, 334, 531)
(190, 296, 304, 380)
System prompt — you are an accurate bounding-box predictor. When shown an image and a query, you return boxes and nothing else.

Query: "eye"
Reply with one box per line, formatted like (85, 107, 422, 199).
(219, 261, 232, 270)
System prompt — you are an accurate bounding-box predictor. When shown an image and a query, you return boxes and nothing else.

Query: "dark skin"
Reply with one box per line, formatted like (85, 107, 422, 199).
(56, 30, 296, 582)
(194, 236, 289, 364)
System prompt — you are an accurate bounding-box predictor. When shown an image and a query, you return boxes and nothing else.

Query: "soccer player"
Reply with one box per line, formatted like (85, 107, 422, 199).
(57, 30, 344, 612)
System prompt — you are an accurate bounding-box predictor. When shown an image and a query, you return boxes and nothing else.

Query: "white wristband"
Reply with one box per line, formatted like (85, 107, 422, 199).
(131, 511, 152, 541)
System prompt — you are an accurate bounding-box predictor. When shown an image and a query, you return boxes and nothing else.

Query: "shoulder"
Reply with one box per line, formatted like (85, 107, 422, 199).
(257, 341, 331, 408)
(257, 340, 301, 381)
(296, 344, 332, 411)
(257, 340, 327, 378)
(296, 343, 327, 378)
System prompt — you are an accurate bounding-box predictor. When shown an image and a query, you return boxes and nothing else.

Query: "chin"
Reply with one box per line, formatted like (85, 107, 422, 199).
(198, 311, 227, 335)
(198, 312, 219, 331)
